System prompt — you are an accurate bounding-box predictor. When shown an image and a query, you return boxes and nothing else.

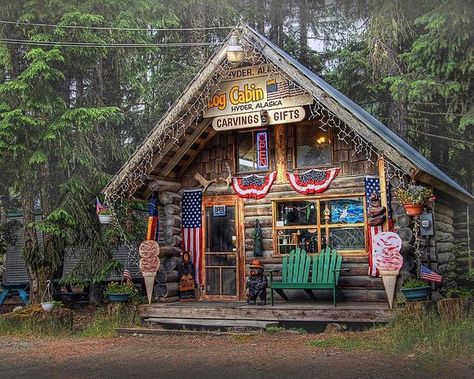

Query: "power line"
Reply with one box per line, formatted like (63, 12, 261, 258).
(416, 130, 474, 147)
(0, 38, 218, 48)
(0, 19, 235, 32)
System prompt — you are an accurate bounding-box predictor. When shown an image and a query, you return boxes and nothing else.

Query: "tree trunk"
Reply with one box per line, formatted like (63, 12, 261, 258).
(21, 170, 39, 302)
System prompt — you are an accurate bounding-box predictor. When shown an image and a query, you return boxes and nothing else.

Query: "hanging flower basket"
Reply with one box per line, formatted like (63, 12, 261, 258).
(41, 301, 55, 312)
(98, 213, 114, 224)
(396, 184, 434, 217)
(403, 203, 424, 217)
(41, 280, 55, 311)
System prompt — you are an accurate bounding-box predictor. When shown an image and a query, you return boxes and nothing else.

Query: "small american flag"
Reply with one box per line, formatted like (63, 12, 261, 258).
(266, 79, 305, 101)
(122, 267, 132, 283)
(182, 190, 202, 284)
(96, 197, 106, 214)
(421, 265, 442, 283)
(365, 176, 383, 277)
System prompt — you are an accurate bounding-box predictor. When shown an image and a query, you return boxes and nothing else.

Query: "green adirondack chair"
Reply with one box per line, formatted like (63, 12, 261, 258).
(269, 247, 345, 306)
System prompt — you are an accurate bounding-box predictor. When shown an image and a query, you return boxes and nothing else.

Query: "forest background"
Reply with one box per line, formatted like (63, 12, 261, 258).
(0, 0, 472, 301)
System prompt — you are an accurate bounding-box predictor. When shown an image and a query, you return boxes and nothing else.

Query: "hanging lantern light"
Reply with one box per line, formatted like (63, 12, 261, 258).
(226, 31, 244, 64)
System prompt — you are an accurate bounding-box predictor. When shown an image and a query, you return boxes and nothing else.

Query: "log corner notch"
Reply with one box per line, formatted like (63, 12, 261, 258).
(274, 124, 287, 184)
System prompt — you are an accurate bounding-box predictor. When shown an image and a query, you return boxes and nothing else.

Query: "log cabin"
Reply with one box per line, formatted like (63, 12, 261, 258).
(103, 24, 473, 317)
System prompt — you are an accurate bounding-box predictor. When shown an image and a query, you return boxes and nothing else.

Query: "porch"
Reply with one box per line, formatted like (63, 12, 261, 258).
(138, 301, 393, 326)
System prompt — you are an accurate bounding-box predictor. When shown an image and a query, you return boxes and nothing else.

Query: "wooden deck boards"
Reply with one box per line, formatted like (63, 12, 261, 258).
(138, 301, 393, 323)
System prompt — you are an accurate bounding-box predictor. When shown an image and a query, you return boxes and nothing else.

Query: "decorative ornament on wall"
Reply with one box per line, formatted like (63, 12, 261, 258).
(287, 168, 340, 195)
(232, 171, 276, 200)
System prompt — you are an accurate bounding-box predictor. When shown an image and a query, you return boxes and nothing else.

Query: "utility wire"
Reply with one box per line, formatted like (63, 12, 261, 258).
(0, 38, 218, 48)
(415, 130, 474, 147)
(0, 19, 235, 32)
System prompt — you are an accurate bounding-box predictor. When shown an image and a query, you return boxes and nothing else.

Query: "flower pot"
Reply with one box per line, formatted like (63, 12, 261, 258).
(108, 293, 130, 302)
(41, 302, 55, 312)
(401, 286, 431, 301)
(98, 214, 113, 224)
(403, 204, 424, 217)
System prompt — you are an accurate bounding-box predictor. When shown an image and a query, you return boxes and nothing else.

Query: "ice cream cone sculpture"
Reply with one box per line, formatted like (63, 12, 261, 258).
(373, 232, 403, 309)
(139, 240, 161, 304)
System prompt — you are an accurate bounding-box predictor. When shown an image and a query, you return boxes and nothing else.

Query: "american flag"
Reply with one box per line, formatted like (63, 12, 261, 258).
(182, 190, 202, 284)
(96, 197, 106, 214)
(122, 267, 132, 283)
(365, 177, 383, 277)
(266, 80, 305, 101)
(147, 196, 159, 241)
(421, 265, 442, 283)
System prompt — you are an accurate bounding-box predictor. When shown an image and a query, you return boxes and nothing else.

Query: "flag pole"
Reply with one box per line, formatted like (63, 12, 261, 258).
(377, 155, 389, 232)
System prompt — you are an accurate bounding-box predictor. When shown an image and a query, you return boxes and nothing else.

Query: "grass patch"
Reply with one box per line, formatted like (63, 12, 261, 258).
(0, 313, 71, 337)
(78, 309, 139, 338)
(310, 312, 474, 363)
(264, 325, 286, 334)
(0, 303, 139, 338)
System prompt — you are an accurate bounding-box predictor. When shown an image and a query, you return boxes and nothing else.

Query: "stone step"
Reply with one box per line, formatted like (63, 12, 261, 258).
(144, 317, 278, 330)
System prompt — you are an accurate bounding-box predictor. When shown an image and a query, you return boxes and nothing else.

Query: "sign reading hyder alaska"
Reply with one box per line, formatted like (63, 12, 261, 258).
(204, 64, 312, 131)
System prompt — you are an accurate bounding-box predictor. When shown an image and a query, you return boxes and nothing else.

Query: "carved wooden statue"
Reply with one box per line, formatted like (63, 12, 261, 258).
(246, 259, 268, 305)
(177, 251, 196, 300)
(368, 192, 386, 226)
(253, 219, 263, 257)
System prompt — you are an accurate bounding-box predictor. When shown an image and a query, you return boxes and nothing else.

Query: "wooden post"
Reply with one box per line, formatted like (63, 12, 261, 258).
(274, 124, 287, 184)
(378, 156, 389, 231)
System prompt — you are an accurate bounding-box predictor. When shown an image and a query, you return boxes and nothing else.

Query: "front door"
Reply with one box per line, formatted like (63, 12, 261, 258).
(202, 197, 242, 300)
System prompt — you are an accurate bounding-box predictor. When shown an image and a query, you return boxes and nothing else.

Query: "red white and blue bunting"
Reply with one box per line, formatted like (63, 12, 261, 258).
(232, 171, 276, 200)
(287, 168, 340, 195)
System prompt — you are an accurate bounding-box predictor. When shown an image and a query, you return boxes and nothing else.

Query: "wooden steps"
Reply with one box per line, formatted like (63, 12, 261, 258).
(138, 301, 393, 323)
(143, 317, 278, 330)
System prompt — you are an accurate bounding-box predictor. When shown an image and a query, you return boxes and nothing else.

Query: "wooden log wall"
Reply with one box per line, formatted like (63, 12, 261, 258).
(192, 175, 386, 302)
(433, 194, 458, 274)
(181, 121, 378, 188)
(147, 179, 183, 302)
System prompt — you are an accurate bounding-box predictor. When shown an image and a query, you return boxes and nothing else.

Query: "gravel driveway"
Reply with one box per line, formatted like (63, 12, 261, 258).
(0, 333, 472, 379)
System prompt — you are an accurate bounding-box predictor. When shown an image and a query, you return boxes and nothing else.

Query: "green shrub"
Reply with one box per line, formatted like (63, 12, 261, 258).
(402, 277, 429, 288)
(104, 281, 138, 297)
(310, 312, 474, 364)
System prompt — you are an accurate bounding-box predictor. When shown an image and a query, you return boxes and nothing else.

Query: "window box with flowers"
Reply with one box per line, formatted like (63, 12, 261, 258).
(396, 184, 434, 216)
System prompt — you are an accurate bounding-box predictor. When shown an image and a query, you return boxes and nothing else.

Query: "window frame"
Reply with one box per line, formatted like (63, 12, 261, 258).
(272, 194, 368, 256)
(234, 128, 271, 174)
(293, 125, 334, 169)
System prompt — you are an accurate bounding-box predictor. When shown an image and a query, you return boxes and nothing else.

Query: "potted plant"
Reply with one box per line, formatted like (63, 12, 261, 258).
(41, 280, 55, 312)
(105, 281, 138, 302)
(396, 184, 434, 216)
(98, 209, 114, 224)
(401, 277, 431, 301)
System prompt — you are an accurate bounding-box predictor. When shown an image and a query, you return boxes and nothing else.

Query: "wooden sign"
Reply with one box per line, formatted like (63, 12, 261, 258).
(204, 64, 312, 119)
(212, 205, 226, 217)
(211, 107, 305, 131)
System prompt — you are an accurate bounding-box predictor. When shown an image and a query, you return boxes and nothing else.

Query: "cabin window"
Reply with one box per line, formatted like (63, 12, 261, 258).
(273, 196, 366, 255)
(295, 127, 332, 168)
(236, 130, 269, 172)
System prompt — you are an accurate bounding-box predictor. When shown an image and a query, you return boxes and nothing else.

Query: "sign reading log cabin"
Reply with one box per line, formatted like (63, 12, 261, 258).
(204, 64, 312, 130)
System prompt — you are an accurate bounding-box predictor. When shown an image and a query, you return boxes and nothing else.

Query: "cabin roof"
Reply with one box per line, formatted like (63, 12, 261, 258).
(103, 24, 473, 204)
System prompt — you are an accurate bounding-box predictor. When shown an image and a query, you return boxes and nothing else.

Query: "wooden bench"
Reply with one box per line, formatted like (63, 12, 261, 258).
(269, 247, 345, 306)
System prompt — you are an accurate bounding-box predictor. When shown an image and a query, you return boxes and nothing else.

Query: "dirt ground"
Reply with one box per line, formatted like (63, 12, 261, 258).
(0, 332, 472, 379)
